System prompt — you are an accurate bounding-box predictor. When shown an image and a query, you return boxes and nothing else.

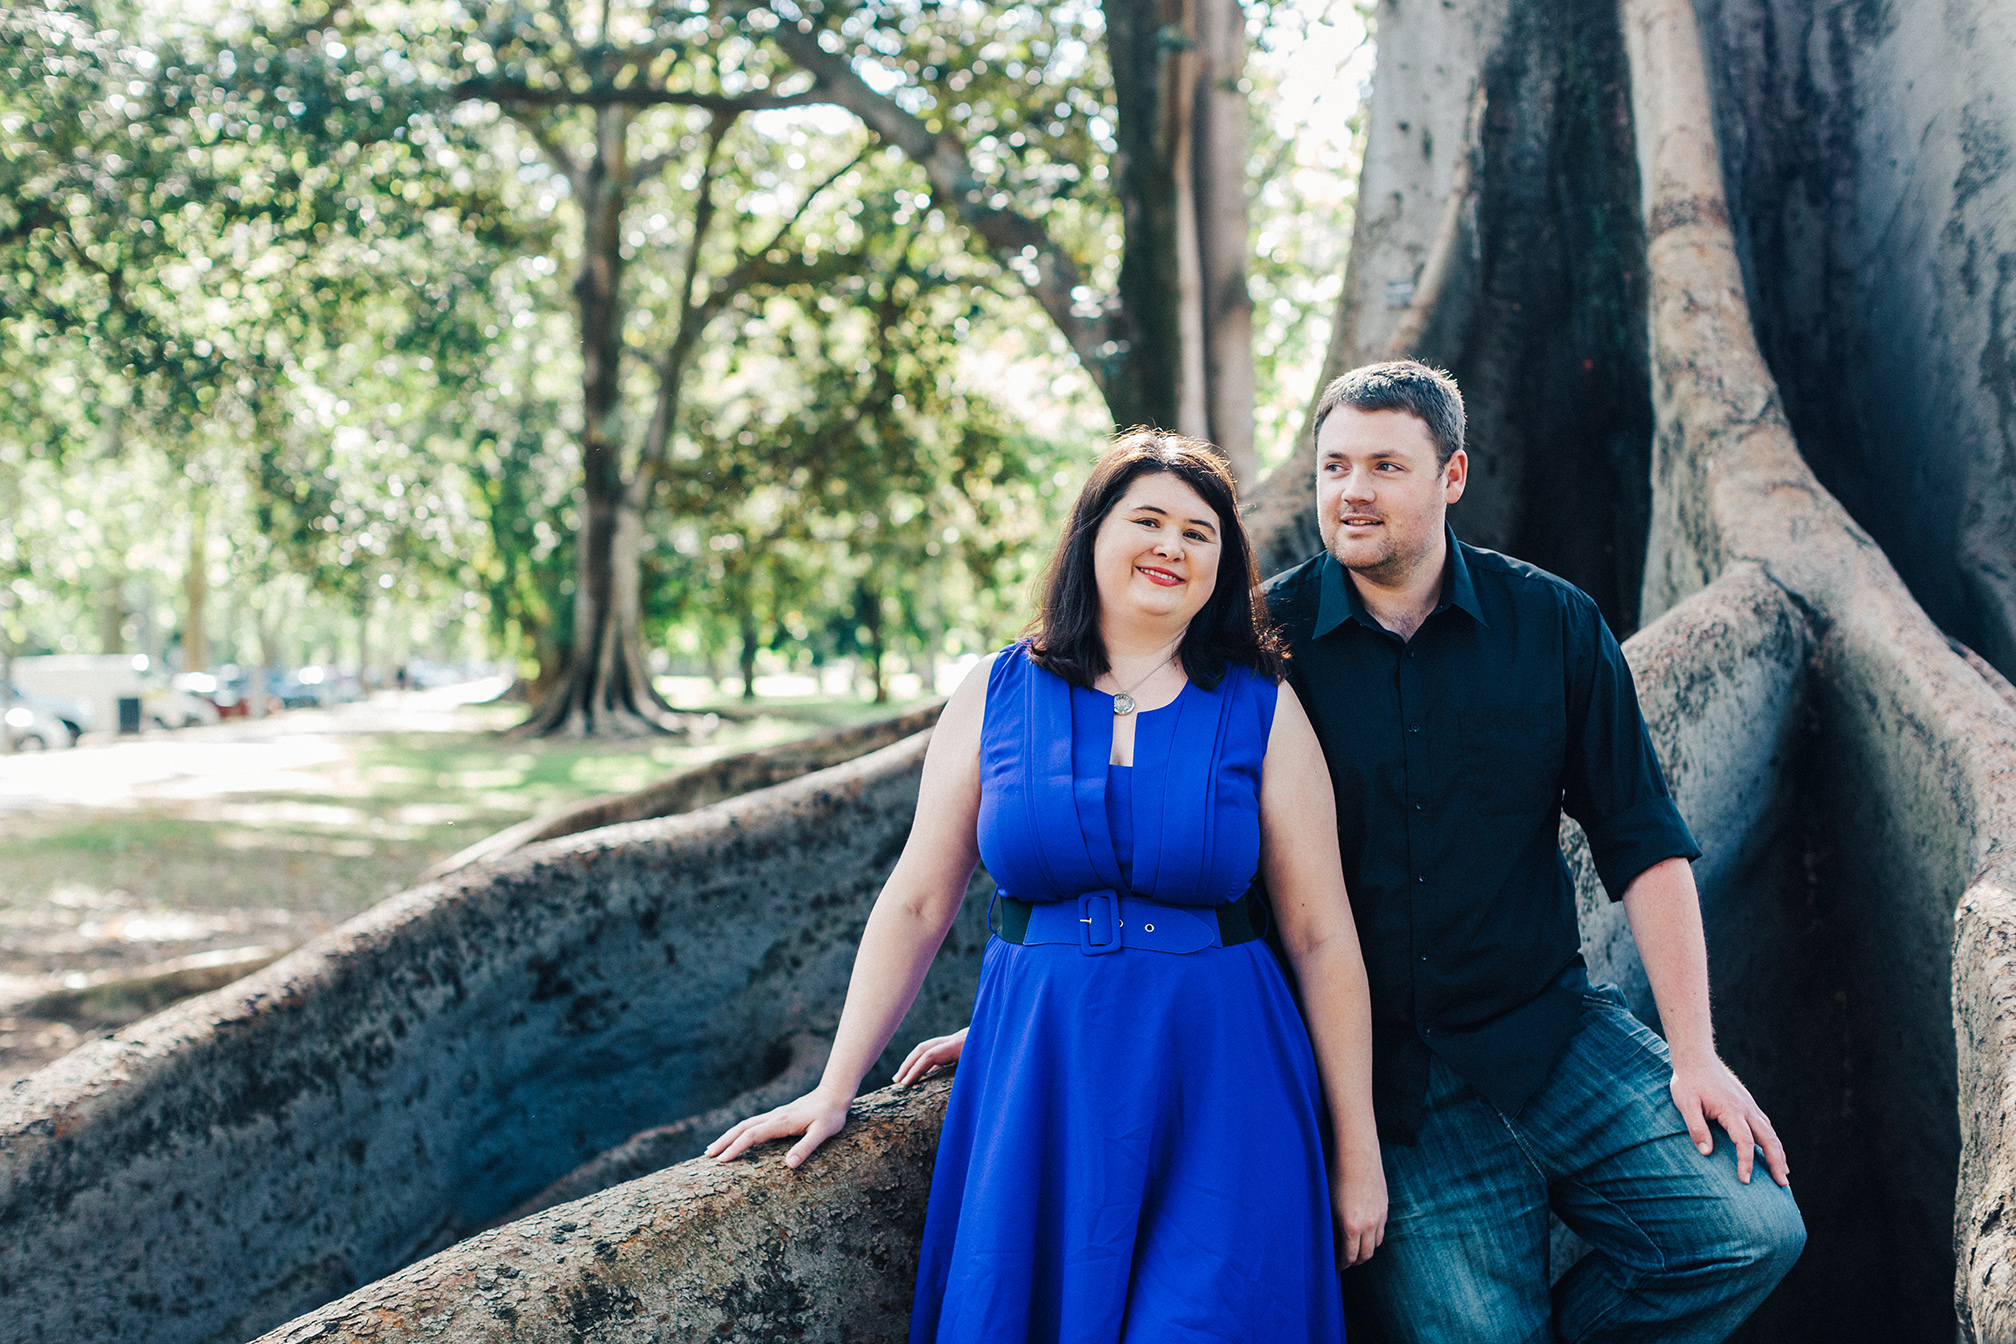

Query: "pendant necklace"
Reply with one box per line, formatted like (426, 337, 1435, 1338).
(1108, 643, 1182, 717)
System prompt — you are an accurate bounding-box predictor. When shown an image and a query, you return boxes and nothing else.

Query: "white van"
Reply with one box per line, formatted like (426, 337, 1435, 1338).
(11, 654, 148, 735)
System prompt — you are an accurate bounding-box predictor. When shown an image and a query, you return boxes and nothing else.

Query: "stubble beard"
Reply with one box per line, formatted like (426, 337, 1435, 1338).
(1322, 510, 1435, 589)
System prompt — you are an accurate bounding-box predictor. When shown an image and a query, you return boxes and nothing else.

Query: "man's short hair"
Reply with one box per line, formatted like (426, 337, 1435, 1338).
(1311, 360, 1466, 466)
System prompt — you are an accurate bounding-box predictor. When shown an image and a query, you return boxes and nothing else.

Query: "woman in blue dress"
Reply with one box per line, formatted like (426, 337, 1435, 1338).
(709, 430, 1385, 1341)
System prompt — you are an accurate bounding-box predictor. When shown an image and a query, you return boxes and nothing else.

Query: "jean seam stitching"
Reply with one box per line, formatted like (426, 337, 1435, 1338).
(1491, 1107, 1551, 1186)
(1551, 1173, 1670, 1344)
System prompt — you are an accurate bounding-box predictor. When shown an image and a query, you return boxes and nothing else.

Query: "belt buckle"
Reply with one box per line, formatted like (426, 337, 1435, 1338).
(1078, 889, 1123, 956)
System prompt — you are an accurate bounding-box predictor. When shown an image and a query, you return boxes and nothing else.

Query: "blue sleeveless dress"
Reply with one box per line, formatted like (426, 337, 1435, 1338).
(909, 646, 1346, 1343)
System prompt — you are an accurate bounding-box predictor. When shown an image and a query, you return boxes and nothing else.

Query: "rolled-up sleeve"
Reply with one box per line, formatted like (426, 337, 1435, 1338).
(1562, 605, 1701, 900)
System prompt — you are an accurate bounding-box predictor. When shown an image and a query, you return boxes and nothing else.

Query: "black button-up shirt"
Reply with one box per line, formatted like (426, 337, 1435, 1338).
(1263, 531, 1699, 1143)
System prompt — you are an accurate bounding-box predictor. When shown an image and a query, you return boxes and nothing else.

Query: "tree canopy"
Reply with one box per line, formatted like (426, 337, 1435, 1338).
(1, 0, 1371, 724)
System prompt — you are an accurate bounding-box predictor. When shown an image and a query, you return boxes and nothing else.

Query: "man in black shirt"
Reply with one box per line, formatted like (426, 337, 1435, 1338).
(1263, 362, 1804, 1341)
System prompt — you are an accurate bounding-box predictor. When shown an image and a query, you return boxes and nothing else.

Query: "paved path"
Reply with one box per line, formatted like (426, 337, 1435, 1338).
(0, 678, 513, 818)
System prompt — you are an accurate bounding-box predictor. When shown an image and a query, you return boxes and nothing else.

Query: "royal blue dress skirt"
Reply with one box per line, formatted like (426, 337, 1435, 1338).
(908, 646, 1345, 1343)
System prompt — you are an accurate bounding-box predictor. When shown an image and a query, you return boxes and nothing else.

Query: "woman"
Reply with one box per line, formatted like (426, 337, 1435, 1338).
(708, 430, 1384, 1342)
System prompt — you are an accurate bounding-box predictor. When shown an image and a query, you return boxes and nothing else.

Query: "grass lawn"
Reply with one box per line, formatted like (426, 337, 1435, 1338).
(0, 691, 926, 1081)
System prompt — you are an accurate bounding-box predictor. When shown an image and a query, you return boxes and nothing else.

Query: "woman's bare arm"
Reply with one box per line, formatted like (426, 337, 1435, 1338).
(706, 653, 995, 1167)
(1260, 683, 1387, 1265)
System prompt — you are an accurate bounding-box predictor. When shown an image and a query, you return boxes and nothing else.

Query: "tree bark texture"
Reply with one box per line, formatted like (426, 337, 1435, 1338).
(1232, 1, 2016, 1338)
(1684, 0, 2016, 684)
(1618, 0, 2016, 1337)
(1104, 0, 1259, 484)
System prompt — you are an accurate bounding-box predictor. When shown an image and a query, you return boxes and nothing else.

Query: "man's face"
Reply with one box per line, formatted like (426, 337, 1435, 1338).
(1315, 406, 1468, 583)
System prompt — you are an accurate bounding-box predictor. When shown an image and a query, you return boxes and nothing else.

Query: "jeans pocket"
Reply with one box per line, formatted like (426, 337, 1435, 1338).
(1567, 982, 1672, 1079)
(1578, 979, 1633, 1014)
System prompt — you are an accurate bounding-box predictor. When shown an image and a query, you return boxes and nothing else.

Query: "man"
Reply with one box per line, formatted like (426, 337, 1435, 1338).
(1262, 361, 1804, 1341)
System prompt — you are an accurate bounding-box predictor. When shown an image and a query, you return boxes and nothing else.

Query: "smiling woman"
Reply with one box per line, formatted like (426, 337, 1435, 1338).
(701, 426, 1379, 1344)
(1025, 427, 1283, 699)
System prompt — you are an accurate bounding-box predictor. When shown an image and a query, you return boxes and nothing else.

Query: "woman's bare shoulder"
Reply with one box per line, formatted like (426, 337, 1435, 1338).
(935, 647, 1010, 742)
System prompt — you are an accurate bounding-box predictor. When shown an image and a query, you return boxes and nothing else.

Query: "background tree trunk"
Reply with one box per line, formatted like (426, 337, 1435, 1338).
(98, 574, 125, 654)
(1105, 0, 1189, 435)
(1104, 0, 1260, 483)
(514, 106, 682, 738)
(181, 508, 207, 674)
(1193, 0, 1257, 484)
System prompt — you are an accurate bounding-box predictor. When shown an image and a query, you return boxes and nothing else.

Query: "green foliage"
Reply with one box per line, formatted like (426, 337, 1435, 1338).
(0, 0, 1366, 693)
(657, 206, 1082, 690)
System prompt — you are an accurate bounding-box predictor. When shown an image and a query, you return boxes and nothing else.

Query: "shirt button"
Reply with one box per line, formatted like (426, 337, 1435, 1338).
(1414, 802, 1424, 811)
(1419, 954, 1429, 962)
(1409, 725, 1421, 733)
(1416, 876, 1426, 884)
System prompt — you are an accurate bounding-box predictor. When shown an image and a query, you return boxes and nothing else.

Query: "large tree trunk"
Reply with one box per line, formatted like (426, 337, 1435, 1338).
(1236, 1, 2016, 1338)
(1684, 0, 2016, 682)
(1243, 0, 1505, 578)
(1104, 0, 1260, 483)
(1247, 0, 1653, 633)
(516, 106, 681, 738)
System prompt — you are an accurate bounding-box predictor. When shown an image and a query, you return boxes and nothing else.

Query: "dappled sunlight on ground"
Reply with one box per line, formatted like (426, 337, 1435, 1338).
(0, 680, 923, 1084)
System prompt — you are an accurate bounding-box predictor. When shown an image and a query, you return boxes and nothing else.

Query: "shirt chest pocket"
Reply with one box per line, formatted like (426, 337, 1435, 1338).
(1456, 705, 1566, 816)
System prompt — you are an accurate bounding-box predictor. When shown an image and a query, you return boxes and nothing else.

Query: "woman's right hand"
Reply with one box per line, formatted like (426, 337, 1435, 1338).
(704, 1086, 853, 1169)
(1332, 1146, 1389, 1268)
(893, 1028, 967, 1085)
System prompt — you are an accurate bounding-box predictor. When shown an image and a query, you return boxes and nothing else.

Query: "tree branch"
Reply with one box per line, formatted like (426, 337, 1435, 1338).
(752, 4, 1116, 395)
(457, 77, 828, 113)
(632, 112, 738, 494)
(507, 110, 588, 198)
(629, 135, 871, 500)
(701, 147, 868, 326)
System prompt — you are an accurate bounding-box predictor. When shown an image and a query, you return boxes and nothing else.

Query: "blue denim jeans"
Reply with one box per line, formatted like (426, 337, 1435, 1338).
(1341, 984, 1806, 1343)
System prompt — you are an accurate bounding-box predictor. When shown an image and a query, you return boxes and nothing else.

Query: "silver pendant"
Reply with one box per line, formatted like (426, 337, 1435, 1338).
(1113, 693, 1136, 715)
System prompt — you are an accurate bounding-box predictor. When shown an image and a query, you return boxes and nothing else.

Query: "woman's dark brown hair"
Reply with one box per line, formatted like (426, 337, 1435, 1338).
(1026, 427, 1285, 690)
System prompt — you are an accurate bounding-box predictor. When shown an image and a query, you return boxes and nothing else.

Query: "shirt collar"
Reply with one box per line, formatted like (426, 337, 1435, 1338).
(1312, 524, 1489, 639)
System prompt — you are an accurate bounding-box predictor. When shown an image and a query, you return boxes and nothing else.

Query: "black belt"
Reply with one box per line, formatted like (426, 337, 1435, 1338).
(990, 887, 1269, 956)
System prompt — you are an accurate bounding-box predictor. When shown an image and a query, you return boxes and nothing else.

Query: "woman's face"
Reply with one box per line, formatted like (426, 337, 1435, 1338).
(1090, 470, 1223, 632)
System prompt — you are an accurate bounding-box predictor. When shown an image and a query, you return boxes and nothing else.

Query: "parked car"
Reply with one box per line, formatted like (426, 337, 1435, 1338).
(3, 701, 75, 750)
(286, 665, 362, 706)
(10, 653, 144, 737)
(144, 679, 221, 729)
(266, 670, 327, 710)
(181, 668, 261, 718)
(2, 682, 88, 744)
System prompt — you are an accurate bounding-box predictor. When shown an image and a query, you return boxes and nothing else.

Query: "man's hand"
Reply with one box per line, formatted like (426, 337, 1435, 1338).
(1670, 1055, 1790, 1187)
(1333, 1147, 1389, 1268)
(1620, 858, 1790, 1189)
